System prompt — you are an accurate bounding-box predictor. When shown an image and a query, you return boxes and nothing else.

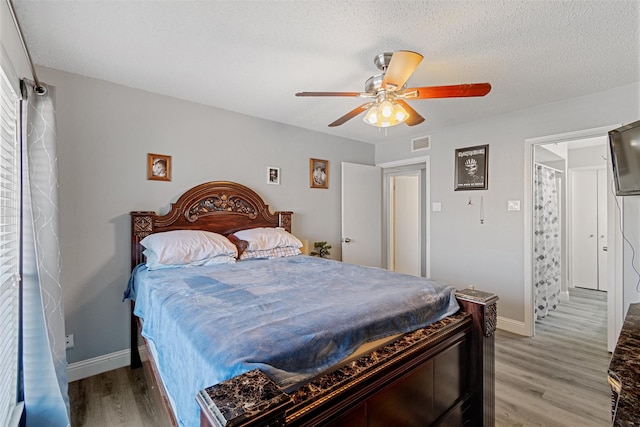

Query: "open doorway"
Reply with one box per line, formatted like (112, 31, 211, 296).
(378, 157, 430, 278)
(525, 124, 622, 351)
(385, 169, 422, 276)
(533, 137, 608, 324)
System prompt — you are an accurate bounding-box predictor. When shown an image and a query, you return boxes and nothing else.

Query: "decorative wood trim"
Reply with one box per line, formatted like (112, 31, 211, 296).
(456, 288, 499, 427)
(130, 182, 293, 270)
(154, 181, 284, 230)
(131, 211, 155, 271)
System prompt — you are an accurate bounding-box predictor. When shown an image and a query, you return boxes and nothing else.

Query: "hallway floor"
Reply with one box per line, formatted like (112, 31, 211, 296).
(495, 288, 610, 426)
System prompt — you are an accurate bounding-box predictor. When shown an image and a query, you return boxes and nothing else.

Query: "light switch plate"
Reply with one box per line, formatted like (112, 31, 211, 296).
(432, 202, 442, 212)
(507, 200, 521, 211)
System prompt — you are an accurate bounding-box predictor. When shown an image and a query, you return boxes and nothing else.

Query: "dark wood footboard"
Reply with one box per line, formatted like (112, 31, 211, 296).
(196, 289, 498, 427)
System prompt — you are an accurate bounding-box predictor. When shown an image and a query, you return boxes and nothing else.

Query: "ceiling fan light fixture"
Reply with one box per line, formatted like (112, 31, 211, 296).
(364, 105, 379, 125)
(362, 101, 408, 128)
(393, 103, 409, 122)
(379, 100, 394, 118)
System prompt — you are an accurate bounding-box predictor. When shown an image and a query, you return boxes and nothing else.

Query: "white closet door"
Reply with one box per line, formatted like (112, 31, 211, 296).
(597, 168, 608, 291)
(571, 169, 598, 289)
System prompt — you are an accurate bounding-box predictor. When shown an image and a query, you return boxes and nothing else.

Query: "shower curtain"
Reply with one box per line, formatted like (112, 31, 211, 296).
(534, 164, 561, 320)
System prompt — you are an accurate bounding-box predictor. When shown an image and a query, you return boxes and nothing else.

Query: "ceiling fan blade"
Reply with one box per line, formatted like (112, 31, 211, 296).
(328, 103, 374, 127)
(382, 51, 424, 90)
(404, 83, 492, 99)
(296, 91, 362, 97)
(395, 100, 425, 126)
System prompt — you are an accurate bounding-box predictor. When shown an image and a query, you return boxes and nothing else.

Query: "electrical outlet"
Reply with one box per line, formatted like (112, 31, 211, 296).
(65, 334, 74, 349)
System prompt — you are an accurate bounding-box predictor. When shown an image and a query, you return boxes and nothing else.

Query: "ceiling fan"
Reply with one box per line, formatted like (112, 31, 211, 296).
(295, 50, 491, 128)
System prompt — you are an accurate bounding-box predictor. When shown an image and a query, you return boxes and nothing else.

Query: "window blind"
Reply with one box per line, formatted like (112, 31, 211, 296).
(0, 67, 22, 427)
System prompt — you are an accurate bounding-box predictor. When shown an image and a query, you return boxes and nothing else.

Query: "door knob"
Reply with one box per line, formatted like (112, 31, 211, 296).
(343, 237, 351, 243)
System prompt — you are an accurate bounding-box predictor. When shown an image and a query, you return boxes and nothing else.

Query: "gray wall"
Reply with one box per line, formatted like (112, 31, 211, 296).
(622, 199, 640, 316)
(37, 67, 374, 363)
(376, 83, 640, 322)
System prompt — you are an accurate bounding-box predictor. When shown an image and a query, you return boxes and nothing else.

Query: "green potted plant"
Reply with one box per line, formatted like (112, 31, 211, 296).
(310, 241, 331, 258)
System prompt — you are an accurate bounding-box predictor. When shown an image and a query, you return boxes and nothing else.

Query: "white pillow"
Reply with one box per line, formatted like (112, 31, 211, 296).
(140, 230, 238, 268)
(233, 227, 302, 251)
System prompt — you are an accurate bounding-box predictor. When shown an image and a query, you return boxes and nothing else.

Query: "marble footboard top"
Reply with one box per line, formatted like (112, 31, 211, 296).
(608, 302, 640, 426)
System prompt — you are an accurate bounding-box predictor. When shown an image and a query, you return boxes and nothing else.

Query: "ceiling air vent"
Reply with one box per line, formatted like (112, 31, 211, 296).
(411, 135, 430, 151)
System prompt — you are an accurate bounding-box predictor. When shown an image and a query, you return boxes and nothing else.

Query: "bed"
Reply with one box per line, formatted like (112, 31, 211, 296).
(126, 181, 498, 427)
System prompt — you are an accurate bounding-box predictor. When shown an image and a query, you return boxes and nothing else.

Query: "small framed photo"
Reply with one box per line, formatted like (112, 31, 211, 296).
(454, 145, 488, 191)
(310, 158, 329, 189)
(147, 153, 171, 181)
(267, 167, 280, 185)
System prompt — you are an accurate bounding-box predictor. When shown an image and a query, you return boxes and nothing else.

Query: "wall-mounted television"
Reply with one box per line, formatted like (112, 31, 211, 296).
(609, 120, 640, 196)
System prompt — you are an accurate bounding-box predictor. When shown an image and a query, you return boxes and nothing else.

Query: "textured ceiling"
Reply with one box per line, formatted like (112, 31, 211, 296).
(11, 0, 640, 144)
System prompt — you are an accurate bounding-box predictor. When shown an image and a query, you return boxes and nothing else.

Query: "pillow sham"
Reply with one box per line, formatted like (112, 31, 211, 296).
(140, 230, 237, 269)
(239, 246, 301, 260)
(232, 227, 302, 252)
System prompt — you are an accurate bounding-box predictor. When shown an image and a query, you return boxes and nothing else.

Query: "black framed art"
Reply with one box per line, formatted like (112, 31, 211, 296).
(454, 144, 488, 190)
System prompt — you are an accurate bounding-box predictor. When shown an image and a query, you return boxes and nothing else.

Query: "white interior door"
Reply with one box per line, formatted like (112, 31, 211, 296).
(391, 174, 421, 276)
(341, 162, 382, 267)
(571, 169, 599, 289)
(597, 168, 608, 291)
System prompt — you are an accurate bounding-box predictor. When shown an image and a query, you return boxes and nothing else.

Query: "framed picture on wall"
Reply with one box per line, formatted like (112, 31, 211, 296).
(310, 158, 329, 189)
(267, 167, 280, 185)
(147, 153, 171, 181)
(454, 144, 488, 190)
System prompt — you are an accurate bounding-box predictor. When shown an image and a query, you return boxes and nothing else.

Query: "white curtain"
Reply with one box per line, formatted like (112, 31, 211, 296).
(21, 80, 70, 427)
(533, 164, 561, 320)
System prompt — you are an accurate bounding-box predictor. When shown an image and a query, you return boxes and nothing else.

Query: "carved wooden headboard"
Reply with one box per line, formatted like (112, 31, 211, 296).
(130, 181, 292, 270)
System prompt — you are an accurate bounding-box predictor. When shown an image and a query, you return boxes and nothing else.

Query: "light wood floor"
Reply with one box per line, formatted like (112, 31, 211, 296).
(495, 287, 611, 426)
(69, 362, 171, 427)
(69, 288, 611, 427)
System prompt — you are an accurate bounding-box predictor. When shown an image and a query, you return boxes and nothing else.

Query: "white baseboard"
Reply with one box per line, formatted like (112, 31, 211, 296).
(497, 315, 528, 336)
(560, 290, 571, 302)
(67, 346, 148, 383)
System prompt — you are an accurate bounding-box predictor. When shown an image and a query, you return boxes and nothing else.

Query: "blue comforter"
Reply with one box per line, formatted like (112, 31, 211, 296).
(123, 255, 459, 427)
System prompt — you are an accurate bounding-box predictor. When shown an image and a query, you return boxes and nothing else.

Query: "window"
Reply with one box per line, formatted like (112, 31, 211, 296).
(0, 67, 22, 427)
